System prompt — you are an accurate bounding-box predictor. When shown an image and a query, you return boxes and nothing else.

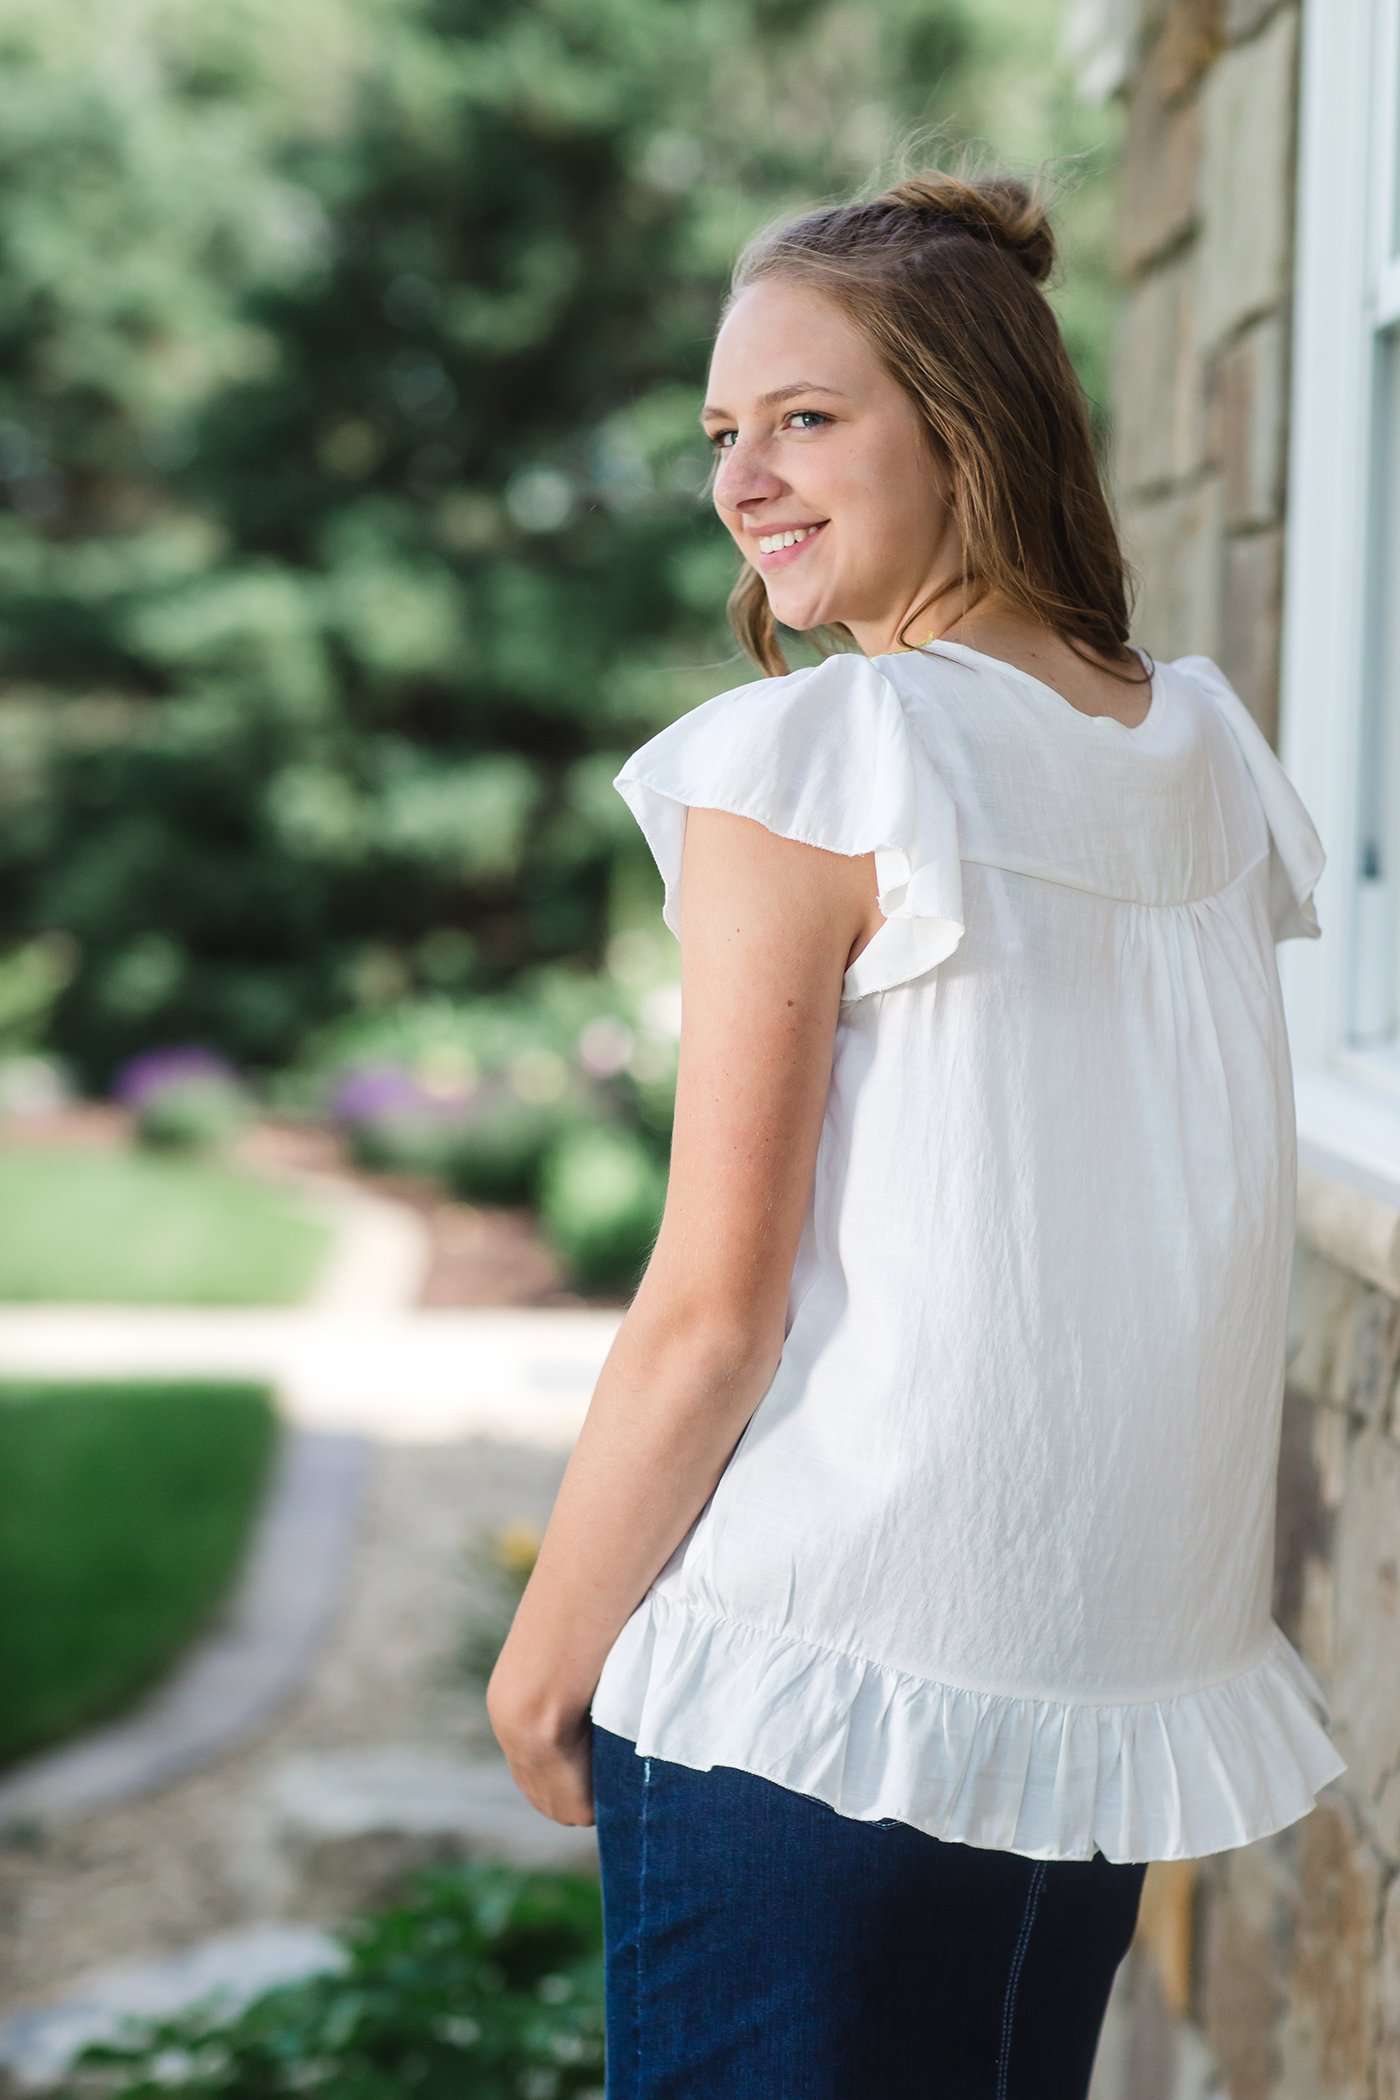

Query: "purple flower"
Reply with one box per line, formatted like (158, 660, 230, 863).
(329, 1063, 430, 1125)
(112, 1045, 239, 1108)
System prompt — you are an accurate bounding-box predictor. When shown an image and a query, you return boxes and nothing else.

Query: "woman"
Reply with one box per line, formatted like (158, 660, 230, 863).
(487, 160, 1348, 2098)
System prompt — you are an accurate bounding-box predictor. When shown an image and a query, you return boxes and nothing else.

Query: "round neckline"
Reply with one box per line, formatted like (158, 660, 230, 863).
(905, 638, 1162, 738)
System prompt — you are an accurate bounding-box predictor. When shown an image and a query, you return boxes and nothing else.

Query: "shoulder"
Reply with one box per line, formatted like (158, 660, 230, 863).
(1168, 653, 1270, 738)
(612, 651, 966, 998)
(612, 652, 923, 860)
(615, 651, 909, 785)
(1168, 653, 1325, 942)
(1167, 653, 1296, 779)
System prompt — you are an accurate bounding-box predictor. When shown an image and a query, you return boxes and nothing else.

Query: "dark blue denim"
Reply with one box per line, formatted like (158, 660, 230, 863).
(592, 1721, 1148, 2099)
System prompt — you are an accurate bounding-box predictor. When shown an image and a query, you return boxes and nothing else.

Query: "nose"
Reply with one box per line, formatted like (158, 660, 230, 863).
(712, 436, 786, 517)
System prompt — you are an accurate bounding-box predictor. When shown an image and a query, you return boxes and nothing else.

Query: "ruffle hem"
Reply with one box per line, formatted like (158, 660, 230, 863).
(588, 1588, 1349, 1863)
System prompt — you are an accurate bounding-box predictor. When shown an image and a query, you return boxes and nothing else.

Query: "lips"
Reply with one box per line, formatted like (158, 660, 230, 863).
(754, 519, 829, 569)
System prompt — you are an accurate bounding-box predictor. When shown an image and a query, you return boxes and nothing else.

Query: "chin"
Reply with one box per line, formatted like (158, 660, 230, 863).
(766, 588, 831, 631)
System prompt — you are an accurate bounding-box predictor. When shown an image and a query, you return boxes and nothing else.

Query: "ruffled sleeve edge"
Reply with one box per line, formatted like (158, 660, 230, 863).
(1178, 654, 1326, 942)
(611, 655, 966, 1004)
(846, 838, 963, 1002)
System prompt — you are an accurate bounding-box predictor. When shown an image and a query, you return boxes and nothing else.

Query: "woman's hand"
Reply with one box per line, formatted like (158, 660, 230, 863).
(487, 1668, 597, 1828)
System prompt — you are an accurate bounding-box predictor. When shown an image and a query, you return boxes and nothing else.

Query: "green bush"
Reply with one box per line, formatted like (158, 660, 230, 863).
(310, 986, 627, 1214)
(443, 1086, 576, 1207)
(536, 1121, 666, 1296)
(133, 1072, 251, 1154)
(343, 1103, 466, 1181)
(70, 1860, 606, 2100)
(113, 1046, 253, 1155)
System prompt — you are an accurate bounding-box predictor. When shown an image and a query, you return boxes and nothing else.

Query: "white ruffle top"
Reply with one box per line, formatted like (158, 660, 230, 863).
(588, 639, 1349, 1864)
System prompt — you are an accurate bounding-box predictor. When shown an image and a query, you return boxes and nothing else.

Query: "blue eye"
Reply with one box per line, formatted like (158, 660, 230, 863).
(706, 409, 833, 451)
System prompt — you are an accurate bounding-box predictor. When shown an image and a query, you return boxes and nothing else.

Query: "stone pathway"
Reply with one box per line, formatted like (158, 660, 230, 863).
(292, 1162, 433, 1315)
(0, 1302, 619, 1443)
(0, 1147, 618, 2082)
(0, 1418, 598, 2062)
(0, 1427, 369, 1827)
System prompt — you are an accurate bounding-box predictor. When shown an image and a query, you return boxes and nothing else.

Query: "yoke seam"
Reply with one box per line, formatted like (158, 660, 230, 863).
(959, 845, 1271, 911)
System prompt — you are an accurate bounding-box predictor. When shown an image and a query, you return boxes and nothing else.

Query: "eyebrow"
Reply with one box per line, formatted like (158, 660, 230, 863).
(698, 381, 848, 424)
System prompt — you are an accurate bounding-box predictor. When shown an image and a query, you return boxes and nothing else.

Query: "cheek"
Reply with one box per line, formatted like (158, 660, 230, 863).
(835, 440, 937, 538)
(873, 439, 940, 525)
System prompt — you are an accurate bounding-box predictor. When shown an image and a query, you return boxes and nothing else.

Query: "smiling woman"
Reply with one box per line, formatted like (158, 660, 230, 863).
(486, 147, 1344, 2100)
(692, 164, 1154, 706)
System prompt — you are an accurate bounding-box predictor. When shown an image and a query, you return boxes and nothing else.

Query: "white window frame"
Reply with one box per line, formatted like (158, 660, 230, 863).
(1283, 0, 1400, 1206)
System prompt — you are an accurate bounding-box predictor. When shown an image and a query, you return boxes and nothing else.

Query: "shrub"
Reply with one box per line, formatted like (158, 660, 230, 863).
(112, 1046, 250, 1155)
(536, 1121, 665, 1296)
(70, 1859, 606, 2100)
(323, 1060, 462, 1178)
(442, 1081, 574, 1206)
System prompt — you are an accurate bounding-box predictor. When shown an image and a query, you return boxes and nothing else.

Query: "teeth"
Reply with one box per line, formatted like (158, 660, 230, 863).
(758, 523, 823, 554)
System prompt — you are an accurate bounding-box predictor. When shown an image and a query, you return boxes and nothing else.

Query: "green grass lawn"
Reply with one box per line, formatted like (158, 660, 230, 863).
(0, 1144, 333, 1304)
(0, 1378, 281, 1768)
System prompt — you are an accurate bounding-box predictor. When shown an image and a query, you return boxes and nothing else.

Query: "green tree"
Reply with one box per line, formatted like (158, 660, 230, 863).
(0, 0, 1115, 1090)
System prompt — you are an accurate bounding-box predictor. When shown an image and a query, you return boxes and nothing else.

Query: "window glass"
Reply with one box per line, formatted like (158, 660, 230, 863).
(1391, 4, 1400, 261)
(1350, 326, 1400, 1057)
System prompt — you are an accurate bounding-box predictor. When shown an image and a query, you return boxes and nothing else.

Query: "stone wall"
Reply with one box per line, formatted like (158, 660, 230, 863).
(1106, 2, 1400, 2094)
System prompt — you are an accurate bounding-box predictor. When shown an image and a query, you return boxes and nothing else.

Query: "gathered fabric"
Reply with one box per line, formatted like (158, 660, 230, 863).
(590, 641, 1347, 1864)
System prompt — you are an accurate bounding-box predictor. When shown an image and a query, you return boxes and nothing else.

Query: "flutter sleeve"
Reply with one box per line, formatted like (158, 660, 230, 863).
(1178, 653, 1326, 941)
(611, 649, 965, 1002)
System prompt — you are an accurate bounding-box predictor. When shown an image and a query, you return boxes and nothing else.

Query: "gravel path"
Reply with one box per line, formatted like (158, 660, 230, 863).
(0, 1428, 569, 2016)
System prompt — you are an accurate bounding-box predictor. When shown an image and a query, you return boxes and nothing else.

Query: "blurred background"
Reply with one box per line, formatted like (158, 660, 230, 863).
(0, 0, 1395, 2094)
(0, 0, 1117, 1286)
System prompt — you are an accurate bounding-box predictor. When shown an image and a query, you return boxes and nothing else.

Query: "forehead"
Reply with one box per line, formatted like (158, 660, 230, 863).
(704, 281, 875, 400)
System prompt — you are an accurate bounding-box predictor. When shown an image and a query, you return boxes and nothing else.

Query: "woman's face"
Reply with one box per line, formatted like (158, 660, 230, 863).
(701, 279, 958, 657)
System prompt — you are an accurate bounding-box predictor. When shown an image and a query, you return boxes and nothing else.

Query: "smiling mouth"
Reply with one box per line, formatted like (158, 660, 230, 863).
(754, 520, 829, 568)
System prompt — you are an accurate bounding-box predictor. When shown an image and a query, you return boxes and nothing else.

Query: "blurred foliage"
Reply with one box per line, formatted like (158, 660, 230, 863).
(129, 1070, 252, 1152)
(70, 1859, 605, 2099)
(113, 1043, 254, 1151)
(0, 0, 1120, 1093)
(288, 969, 679, 1286)
(457, 1519, 542, 1692)
(537, 1120, 669, 1295)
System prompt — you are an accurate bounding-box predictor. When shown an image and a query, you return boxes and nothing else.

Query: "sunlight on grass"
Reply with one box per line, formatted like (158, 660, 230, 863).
(0, 1378, 281, 1766)
(0, 1144, 333, 1305)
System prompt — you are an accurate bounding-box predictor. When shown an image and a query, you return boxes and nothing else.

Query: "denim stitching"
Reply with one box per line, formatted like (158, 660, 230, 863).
(636, 1755, 653, 2099)
(995, 1861, 1047, 2100)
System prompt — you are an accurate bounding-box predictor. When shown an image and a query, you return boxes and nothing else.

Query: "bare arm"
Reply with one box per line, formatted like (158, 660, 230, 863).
(486, 797, 878, 1817)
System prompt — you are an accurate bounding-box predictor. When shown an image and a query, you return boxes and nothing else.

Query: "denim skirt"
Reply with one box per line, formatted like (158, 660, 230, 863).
(591, 1721, 1148, 2100)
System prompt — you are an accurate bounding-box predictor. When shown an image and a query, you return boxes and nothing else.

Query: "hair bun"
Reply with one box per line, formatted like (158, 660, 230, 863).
(877, 172, 1055, 287)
